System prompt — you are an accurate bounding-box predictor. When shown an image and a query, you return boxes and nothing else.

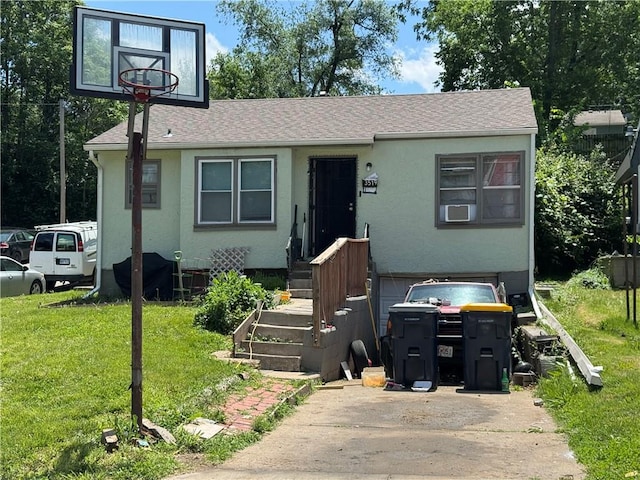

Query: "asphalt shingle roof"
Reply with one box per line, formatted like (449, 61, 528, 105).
(86, 87, 537, 149)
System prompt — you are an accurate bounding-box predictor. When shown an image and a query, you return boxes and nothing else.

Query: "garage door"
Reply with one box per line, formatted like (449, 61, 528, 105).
(378, 277, 416, 335)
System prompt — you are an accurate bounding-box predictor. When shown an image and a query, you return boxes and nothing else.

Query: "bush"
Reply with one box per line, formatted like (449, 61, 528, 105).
(566, 266, 611, 290)
(535, 146, 621, 276)
(194, 271, 276, 334)
(250, 270, 287, 291)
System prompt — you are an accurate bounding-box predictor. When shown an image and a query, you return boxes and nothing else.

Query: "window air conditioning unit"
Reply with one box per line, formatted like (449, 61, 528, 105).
(445, 204, 471, 222)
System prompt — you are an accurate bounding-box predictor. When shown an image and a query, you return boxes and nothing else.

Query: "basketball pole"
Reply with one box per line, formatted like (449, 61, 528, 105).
(126, 100, 149, 433)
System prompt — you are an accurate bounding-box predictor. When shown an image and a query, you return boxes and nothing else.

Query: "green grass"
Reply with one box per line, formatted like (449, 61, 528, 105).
(0, 291, 303, 480)
(4, 282, 640, 479)
(538, 283, 640, 480)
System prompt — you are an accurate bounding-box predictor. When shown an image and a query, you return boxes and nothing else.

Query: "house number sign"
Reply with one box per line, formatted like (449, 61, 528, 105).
(362, 173, 378, 194)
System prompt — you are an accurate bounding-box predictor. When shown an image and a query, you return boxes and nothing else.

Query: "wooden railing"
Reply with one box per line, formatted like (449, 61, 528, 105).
(310, 238, 370, 345)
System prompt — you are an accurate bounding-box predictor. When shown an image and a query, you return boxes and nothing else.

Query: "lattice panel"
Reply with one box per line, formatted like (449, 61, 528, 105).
(209, 247, 250, 282)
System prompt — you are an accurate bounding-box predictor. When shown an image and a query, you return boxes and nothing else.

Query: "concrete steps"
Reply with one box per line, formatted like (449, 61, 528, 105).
(235, 296, 313, 371)
(234, 352, 302, 372)
(288, 261, 312, 299)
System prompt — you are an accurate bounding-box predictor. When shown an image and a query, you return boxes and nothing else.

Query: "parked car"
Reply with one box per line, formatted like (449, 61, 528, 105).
(381, 281, 502, 384)
(0, 256, 45, 296)
(0, 227, 35, 263)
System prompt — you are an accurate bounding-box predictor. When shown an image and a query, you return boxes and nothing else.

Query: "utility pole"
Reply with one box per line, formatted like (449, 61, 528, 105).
(59, 99, 66, 223)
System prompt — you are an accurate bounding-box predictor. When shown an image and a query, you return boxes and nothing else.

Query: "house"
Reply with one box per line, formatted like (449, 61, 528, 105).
(85, 87, 538, 333)
(613, 119, 640, 323)
(573, 109, 629, 159)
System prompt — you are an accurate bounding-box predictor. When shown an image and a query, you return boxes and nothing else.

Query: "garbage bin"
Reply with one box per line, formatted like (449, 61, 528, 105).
(389, 303, 439, 389)
(461, 303, 513, 391)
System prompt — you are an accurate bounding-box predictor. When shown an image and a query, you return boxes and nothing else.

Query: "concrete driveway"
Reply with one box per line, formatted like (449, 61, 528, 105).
(166, 381, 585, 480)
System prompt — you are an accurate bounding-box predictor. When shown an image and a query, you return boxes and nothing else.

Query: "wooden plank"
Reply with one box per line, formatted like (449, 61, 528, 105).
(341, 361, 353, 381)
(538, 301, 603, 387)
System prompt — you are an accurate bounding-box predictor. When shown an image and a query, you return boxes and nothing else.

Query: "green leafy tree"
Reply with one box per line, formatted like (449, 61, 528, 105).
(396, 0, 640, 138)
(1, 0, 128, 227)
(209, 0, 400, 98)
(535, 146, 622, 275)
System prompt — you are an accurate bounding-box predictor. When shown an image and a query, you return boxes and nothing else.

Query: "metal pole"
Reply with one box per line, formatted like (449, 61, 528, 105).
(624, 183, 630, 321)
(633, 175, 638, 327)
(125, 100, 144, 432)
(131, 130, 143, 431)
(59, 99, 66, 223)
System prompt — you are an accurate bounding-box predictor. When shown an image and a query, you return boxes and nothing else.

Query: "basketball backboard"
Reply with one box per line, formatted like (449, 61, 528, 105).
(71, 6, 209, 108)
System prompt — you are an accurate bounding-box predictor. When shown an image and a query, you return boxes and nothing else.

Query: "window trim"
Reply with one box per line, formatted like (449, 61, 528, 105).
(436, 151, 525, 227)
(196, 155, 276, 227)
(125, 159, 161, 209)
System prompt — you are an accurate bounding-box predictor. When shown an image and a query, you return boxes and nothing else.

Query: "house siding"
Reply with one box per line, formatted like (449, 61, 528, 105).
(88, 90, 537, 299)
(356, 135, 531, 275)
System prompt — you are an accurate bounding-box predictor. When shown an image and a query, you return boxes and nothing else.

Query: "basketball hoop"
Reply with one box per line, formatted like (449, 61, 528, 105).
(118, 67, 179, 103)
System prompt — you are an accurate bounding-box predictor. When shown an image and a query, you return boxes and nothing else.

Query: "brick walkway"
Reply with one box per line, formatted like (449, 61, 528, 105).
(221, 379, 297, 432)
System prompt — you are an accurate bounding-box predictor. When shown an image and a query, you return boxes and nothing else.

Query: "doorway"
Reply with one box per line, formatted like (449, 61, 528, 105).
(309, 157, 357, 256)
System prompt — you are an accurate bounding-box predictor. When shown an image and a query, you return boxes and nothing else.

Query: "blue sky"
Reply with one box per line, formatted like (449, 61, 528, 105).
(83, 0, 442, 95)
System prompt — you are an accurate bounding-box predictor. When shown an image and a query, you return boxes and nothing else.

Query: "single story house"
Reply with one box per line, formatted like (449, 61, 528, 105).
(85, 87, 538, 332)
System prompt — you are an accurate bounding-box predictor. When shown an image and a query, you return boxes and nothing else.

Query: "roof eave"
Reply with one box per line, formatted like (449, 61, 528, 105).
(84, 137, 375, 151)
(375, 128, 538, 140)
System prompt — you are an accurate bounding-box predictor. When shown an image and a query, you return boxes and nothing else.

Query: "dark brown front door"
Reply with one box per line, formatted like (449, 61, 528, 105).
(309, 157, 357, 255)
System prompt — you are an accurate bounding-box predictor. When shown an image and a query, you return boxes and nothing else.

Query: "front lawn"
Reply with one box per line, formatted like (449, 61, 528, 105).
(537, 282, 640, 480)
(0, 291, 279, 479)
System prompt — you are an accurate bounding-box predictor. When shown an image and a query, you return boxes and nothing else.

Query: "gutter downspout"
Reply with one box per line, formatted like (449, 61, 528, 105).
(84, 150, 102, 298)
(528, 133, 543, 319)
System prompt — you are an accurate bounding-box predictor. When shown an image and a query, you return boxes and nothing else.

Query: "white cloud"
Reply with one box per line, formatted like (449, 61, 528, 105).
(396, 43, 442, 93)
(206, 32, 228, 65)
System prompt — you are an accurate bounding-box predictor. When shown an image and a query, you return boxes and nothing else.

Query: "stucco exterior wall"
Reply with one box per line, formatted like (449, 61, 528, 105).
(98, 149, 181, 267)
(361, 136, 531, 275)
(96, 133, 532, 297)
(292, 135, 532, 276)
(176, 147, 294, 269)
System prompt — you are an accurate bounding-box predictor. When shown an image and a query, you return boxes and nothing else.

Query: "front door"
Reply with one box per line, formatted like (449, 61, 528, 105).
(309, 157, 357, 255)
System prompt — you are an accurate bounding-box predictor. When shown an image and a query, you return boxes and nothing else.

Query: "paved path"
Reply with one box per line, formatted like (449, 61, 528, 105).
(167, 382, 585, 480)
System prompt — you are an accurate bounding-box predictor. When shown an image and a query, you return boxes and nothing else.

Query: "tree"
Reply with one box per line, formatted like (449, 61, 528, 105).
(535, 146, 622, 275)
(209, 0, 401, 98)
(1, 1, 128, 227)
(396, 0, 640, 138)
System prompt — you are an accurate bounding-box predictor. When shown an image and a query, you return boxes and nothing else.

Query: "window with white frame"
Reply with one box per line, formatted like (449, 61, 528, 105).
(437, 152, 524, 226)
(126, 160, 160, 208)
(197, 157, 274, 225)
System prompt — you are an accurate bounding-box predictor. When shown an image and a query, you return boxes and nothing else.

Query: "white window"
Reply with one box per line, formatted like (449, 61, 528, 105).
(126, 160, 160, 208)
(197, 157, 274, 225)
(437, 152, 524, 226)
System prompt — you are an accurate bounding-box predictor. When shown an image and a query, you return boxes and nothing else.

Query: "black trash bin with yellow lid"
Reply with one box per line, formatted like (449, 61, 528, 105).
(461, 303, 513, 391)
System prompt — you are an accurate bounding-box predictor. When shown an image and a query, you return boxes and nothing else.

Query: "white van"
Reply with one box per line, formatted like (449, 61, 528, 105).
(29, 221, 98, 291)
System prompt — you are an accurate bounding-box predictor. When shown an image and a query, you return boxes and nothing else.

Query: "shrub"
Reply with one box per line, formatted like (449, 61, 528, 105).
(194, 271, 276, 334)
(535, 146, 621, 276)
(566, 267, 611, 290)
(250, 270, 287, 291)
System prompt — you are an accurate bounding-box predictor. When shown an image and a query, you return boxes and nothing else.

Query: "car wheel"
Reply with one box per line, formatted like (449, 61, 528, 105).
(46, 280, 56, 292)
(11, 251, 21, 263)
(30, 280, 43, 295)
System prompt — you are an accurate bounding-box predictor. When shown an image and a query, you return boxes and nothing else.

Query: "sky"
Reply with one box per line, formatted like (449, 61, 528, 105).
(83, 0, 442, 95)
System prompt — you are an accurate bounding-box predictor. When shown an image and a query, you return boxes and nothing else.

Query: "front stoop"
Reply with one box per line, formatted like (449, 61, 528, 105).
(288, 261, 312, 299)
(234, 302, 313, 372)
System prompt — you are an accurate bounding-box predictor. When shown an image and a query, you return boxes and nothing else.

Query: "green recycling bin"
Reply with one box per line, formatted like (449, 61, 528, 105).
(389, 303, 439, 389)
(461, 303, 513, 391)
